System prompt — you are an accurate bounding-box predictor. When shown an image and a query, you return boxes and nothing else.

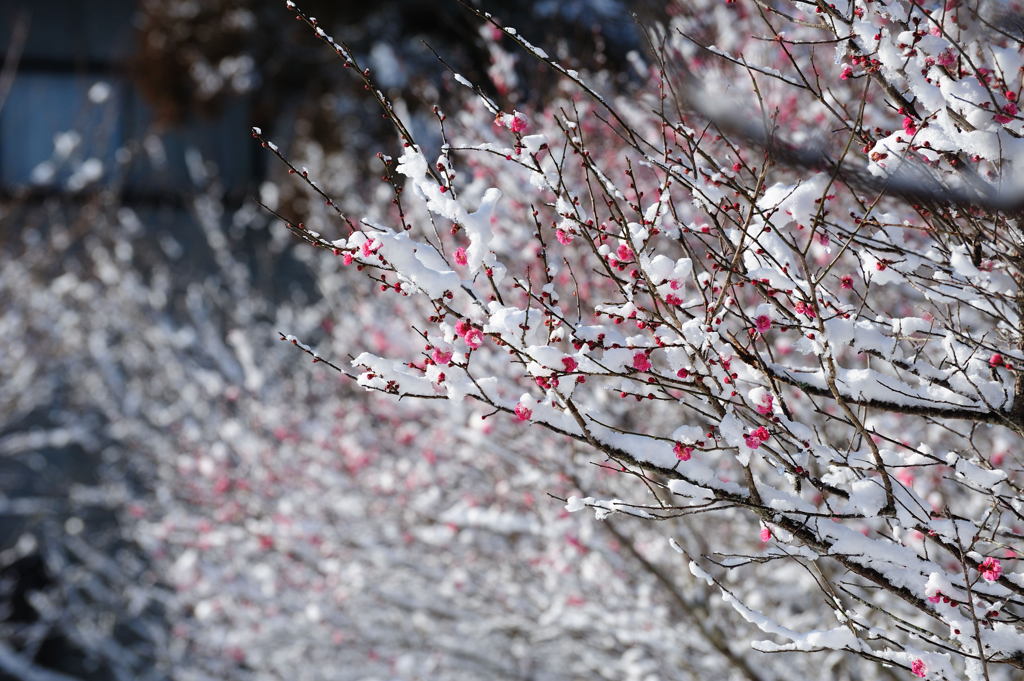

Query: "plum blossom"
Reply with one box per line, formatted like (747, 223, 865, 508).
(464, 328, 483, 349)
(980, 557, 1002, 582)
(745, 426, 770, 450)
(755, 393, 774, 415)
(910, 659, 927, 678)
(514, 403, 532, 421)
(673, 443, 693, 461)
(361, 238, 380, 257)
(495, 110, 528, 133)
(632, 352, 652, 371)
(793, 300, 816, 319)
(509, 112, 528, 133)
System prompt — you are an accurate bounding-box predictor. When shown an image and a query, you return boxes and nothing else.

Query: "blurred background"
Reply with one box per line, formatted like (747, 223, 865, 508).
(0, 2, 647, 679)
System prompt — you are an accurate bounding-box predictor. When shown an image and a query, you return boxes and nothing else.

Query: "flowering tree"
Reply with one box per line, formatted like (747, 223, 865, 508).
(3, 129, 836, 680)
(5, 1, 1024, 679)
(255, 1, 1024, 679)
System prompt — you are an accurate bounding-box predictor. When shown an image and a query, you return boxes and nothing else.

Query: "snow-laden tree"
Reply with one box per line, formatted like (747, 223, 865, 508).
(3, 129, 860, 680)
(253, 1, 1024, 678)
(5, 1, 1024, 679)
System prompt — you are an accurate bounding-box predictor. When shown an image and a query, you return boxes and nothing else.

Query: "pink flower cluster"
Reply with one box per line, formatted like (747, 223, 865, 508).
(361, 238, 381, 257)
(980, 557, 1002, 582)
(994, 102, 1018, 125)
(936, 49, 956, 67)
(755, 393, 774, 415)
(793, 300, 816, 319)
(744, 426, 770, 449)
(514, 403, 532, 421)
(911, 659, 927, 678)
(495, 110, 529, 134)
(673, 442, 693, 461)
(454, 319, 483, 349)
(632, 352, 652, 372)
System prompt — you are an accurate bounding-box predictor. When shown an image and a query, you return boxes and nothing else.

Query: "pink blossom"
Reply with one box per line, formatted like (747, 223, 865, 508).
(361, 238, 380, 257)
(616, 244, 634, 262)
(673, 443, 692, 461)
(936, 49, 956, 67)
(902, 116, 917, 136)
(989, 353, 1004, 368)
(980, 556, 1002, 581)
(911, 659, 927, 678)
(454, 319, 472, 337)
(794, 300, 816, 319)
(745, 426, 770, 449)
(464, 328, 484, 349)
(754, 314, 772, 334)
(555, 229, 573, 245)
(760, 527, 772, 542)
(514, 403, 532, 421)
(453, 247, 468, 266)
(561, 356, 578, 372)
(431, 348, 453, 365)
(342, 252, 354, 266)
(840, 65, 853, 80)
(756, 394, 774, 415)
(509, 112, 528, 133)
(840, 274, 854, 289)
(996, 102, 1018, 124)
(632, 352, 652, 371)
